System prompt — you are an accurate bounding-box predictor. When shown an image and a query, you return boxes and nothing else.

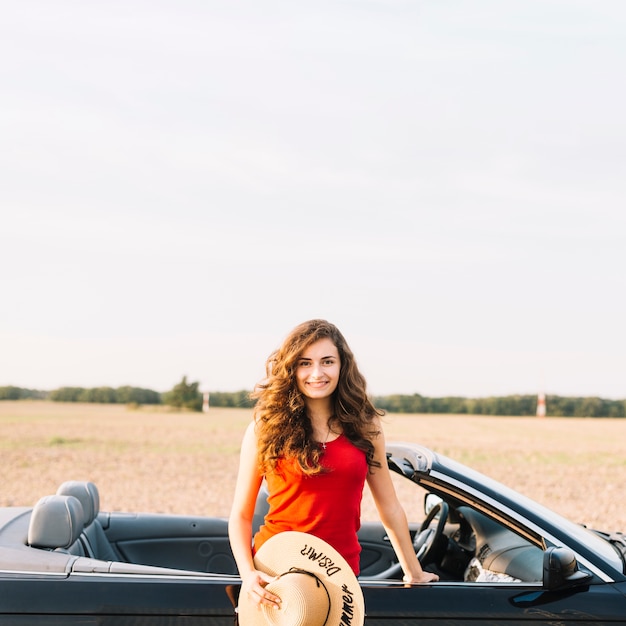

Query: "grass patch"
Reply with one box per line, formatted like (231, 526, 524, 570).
(48, 436, 84, 446)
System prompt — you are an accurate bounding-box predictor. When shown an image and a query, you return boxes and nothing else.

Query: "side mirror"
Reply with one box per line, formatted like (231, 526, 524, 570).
(543, 547, 592, 590)
(424, 493, 443, 517)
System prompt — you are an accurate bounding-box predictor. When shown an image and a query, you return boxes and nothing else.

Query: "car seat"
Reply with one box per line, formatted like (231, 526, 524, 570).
(27, 494, 85, 555)
(56, 481, 120, 561)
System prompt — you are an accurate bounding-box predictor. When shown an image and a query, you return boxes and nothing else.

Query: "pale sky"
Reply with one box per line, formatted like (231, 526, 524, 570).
(2, 0, 625, 399)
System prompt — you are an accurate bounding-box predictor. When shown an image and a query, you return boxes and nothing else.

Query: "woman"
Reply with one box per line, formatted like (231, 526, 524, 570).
(228, 319, 438, 610)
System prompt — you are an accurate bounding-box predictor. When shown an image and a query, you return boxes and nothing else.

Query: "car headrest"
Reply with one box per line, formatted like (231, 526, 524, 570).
(28, 495, 85, 550)
(56, 481, 100, 525)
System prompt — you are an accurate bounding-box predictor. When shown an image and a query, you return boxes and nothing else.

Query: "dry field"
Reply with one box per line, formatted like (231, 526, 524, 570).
(1, 401, 625, 531)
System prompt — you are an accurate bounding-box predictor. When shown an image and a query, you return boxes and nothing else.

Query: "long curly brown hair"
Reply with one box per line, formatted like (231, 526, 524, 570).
(252, 319, 383, 476)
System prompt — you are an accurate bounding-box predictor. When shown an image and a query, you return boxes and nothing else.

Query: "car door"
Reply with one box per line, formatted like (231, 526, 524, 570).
(361, 579, 625, 624)
(0, 571, 240, 625)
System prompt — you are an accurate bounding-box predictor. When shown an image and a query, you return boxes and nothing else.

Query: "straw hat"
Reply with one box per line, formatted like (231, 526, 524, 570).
(238, 531, 364, 626)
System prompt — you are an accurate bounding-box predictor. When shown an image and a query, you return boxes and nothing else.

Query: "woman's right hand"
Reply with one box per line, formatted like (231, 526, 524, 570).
(241, 570, 282, 610)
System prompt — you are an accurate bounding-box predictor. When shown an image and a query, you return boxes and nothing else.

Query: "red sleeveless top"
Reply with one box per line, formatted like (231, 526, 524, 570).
(254, 434, 368, 574)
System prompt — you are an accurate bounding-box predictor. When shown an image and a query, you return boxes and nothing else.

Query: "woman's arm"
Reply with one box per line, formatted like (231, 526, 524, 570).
(228, 421, 281, 608)
(366, 417, 439, 583)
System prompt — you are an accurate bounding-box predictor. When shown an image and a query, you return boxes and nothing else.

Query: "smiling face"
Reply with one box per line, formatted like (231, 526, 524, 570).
(295, 337, 341, 401)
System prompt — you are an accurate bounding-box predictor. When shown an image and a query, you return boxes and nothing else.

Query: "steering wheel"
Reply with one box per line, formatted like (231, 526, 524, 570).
(413, 500, 449, 566)
(366, 500, 449, 580)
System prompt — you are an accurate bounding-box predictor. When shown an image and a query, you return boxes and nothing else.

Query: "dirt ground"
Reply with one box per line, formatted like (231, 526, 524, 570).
(2, 401, 625, 531)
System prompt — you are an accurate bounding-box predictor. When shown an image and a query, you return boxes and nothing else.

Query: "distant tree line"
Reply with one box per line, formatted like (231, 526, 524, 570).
(0, 386, 48, 400)
(372, 393, 626, 418)
(49, 386, 162, 405)
(1, 384, 624, 417)
(208, 390, 255, 409)
(0, 385, 160, 404)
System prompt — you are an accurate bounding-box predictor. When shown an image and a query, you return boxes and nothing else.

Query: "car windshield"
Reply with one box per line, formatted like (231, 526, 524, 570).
(436, 455, 623, 573)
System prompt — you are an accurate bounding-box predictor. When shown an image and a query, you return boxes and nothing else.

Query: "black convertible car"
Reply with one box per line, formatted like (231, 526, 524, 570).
(1, 442, 625, 624)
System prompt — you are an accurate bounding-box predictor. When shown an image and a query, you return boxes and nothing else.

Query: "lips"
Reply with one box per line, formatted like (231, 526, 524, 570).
(307, 380, 329, 388)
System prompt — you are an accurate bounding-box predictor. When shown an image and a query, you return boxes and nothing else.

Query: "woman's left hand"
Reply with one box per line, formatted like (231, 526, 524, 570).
(403, 571, 439, 584)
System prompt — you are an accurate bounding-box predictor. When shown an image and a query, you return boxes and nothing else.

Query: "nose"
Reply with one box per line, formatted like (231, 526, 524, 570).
(310, 363, 324, 379)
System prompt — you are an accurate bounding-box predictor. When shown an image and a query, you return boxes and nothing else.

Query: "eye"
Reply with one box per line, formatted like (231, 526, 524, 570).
(298, 360, 311, 368)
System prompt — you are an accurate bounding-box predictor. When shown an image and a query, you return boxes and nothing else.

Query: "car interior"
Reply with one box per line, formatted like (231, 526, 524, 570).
(1, 466, 545, 584)
(358, 468, 544, 583)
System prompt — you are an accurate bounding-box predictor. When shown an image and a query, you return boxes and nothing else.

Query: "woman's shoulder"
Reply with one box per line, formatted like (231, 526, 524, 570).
(242, 420, 259, 444)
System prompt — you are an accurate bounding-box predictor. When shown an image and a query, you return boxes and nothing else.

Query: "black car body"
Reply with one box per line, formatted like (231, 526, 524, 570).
(1, 442, 625, 624)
